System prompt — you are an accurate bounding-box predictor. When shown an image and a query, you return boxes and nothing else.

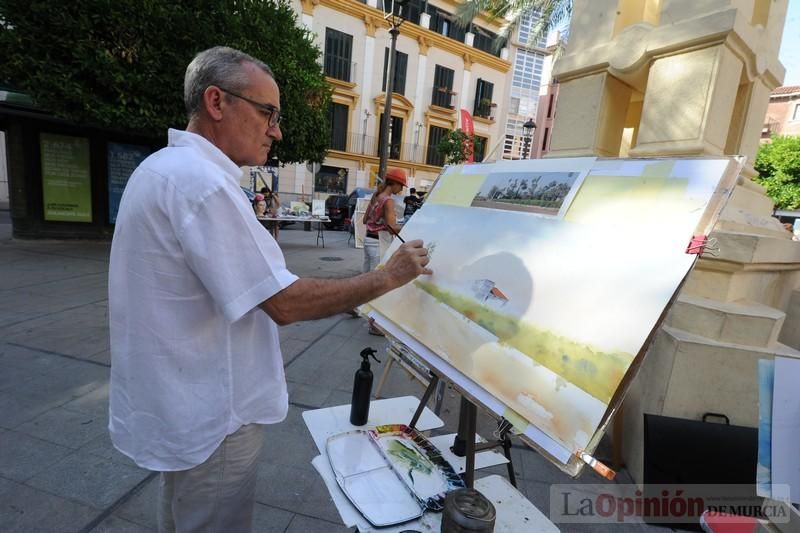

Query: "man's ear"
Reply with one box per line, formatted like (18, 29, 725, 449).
(203, 86, 226, 121)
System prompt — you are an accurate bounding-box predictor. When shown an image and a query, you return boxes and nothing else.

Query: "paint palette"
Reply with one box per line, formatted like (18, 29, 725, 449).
(326, 424, 465, 527)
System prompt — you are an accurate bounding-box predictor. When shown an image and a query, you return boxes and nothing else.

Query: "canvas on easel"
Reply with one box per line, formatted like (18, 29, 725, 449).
(365, 156, 742, 476)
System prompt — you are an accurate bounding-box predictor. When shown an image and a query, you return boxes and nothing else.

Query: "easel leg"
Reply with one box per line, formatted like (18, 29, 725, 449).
(450, 397, 478, 488)
(464, 400, 477, 489)
(451, 396, 472, 457)
(433, 379, 446, 416)
(501, 436, 517, 488)
(373, 357, 394, 400)
(408, 373, 439, 430)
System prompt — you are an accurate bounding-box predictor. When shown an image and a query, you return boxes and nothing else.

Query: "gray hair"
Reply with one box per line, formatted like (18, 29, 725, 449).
(184, 46, 274, 120)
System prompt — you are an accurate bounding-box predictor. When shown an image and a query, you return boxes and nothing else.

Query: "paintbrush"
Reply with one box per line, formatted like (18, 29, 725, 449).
(386, 224, 405, 243)
(576, 450, 616, 480)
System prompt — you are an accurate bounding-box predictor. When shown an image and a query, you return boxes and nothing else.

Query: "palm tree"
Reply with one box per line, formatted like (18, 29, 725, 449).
(456, 0, 572, 56)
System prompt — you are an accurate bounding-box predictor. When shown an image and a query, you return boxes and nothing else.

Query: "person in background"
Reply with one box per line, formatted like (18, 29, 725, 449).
(259, 186, 280, 239)
(403, 186, 422, 218)
(362, 168, 406, 335)
(363, 167, 406, 272)
(108, 46, 430, 533)
(253, 193, 267, 218)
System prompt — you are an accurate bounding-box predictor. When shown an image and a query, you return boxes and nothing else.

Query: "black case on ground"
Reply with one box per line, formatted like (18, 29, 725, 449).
(642, 412, 759, 530)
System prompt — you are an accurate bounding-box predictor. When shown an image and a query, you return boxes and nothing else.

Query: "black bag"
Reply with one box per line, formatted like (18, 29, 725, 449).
(642, 412, 759, 529)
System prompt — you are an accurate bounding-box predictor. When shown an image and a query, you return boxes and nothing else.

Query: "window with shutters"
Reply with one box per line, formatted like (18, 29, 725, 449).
(472, 27, 505, 57)
(377, 114, 404, 160)
(327, 103, 349, 151)
(426, 6, 465, 41)
(473, 79, 495, 118)
(381, 48, 408, 96)
(431, 65, 455, 108)
(324, 28, 353, 82)
(473, 135, 488, 162)
(426, 126, 449, 166)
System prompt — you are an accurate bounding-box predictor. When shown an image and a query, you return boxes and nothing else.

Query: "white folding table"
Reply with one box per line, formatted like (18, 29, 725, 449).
(302, 395, 559, 532)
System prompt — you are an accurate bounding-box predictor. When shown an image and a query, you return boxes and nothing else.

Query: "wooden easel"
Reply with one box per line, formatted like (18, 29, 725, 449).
(375, 342, 446, 415)
(407, 368, 517, 489)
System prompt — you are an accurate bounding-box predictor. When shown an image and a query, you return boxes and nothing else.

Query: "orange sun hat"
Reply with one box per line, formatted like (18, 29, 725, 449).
(384, 167, 407, 187)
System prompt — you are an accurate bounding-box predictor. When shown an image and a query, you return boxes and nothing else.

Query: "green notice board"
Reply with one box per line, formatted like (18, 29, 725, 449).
(41, 133, 92, 222)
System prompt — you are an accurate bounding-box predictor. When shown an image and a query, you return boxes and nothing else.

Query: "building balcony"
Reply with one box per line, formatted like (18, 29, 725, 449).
(431, 87, 456, 109)
(473, 100, 497, 120)
(326, 130, 443, 168)
(323, 56, 357, 84)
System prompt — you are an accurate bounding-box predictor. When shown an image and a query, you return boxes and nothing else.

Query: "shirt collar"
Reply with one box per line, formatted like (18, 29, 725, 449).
(168, 128, 243, 182)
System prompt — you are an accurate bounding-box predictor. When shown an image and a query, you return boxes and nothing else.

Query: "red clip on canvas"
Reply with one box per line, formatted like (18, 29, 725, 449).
(686, 234, 708, 255)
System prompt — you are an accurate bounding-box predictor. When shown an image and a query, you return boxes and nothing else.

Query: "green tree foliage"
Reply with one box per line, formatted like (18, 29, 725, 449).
(0, 0, 331, 164)
(456, 0, 572, 54)
(437, 129, 477, 165)
(754, 136, 800, 210)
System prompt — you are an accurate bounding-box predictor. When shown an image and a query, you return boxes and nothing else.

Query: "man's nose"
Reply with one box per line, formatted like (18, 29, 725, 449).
(268, 124, 282, 142)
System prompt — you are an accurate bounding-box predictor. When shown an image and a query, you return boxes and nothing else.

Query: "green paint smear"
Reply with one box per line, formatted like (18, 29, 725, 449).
(387, 439, 434, 483)
(414, 280, 634, 404)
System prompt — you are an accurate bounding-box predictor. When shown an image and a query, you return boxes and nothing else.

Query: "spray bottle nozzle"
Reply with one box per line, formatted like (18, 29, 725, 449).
(360, 347, 381, 364)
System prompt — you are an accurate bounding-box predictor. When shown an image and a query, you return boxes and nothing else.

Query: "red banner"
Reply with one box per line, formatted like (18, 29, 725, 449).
(460, 108, 474, 135)
(460, 109, 475, 163)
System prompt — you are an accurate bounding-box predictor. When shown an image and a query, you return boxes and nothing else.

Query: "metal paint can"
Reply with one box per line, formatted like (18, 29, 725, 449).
(441, 488, 496, 532)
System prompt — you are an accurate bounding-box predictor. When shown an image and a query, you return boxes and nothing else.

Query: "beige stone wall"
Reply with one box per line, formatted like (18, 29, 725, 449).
(550, 0, 788, 175)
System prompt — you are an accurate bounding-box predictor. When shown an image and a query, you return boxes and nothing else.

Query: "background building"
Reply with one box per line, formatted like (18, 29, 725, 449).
(499, 10, 554, 161)
(270, 0, 512, 202)
(762, 85, 800, 140)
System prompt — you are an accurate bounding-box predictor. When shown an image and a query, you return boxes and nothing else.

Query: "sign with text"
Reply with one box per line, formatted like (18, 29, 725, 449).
(108, 142, 150, 224)
(41, 133, 92, 222)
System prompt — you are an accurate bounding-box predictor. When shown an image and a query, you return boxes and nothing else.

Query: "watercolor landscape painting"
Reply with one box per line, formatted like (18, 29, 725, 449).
(470, 171, 580, 216)
(368, 157, 740, 461)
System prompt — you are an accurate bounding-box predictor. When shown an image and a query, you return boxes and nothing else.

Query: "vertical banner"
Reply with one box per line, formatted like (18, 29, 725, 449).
(460, 109, 475, 163)
(268, 166, 279, 192)
(108, 142, 151, 224)
(41, 133, 92, 222)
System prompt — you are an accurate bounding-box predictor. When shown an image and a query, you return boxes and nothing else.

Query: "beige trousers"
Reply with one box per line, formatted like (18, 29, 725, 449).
(157, 423, 266, 533)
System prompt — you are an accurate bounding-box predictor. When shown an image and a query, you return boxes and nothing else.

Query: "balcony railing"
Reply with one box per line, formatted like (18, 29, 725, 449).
(473, 101, 496, 119)
(431, 87, 456, 108)
(323, 55, 357, 83)
(326, 130, 444, 167)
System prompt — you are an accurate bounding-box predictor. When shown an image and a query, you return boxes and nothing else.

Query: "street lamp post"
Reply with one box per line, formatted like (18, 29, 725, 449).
(377, 0, 406, 182)
(521, 118, 536, 159)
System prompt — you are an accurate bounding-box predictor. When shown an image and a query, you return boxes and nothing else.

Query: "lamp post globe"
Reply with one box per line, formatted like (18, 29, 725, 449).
(522, 118, 536, 159)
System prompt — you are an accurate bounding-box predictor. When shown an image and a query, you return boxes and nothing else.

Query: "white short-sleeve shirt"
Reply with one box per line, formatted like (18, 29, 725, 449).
(108, 129, 298, 471)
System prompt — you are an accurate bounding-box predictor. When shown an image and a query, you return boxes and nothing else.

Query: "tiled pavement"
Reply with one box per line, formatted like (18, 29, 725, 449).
(0, 221, 677, 532)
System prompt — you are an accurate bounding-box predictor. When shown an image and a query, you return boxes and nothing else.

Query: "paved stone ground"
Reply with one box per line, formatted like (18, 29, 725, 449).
(0, 221, 676, 532)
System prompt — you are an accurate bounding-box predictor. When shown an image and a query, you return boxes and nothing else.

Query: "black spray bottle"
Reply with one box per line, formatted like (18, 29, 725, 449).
(350, 347, 380, 425)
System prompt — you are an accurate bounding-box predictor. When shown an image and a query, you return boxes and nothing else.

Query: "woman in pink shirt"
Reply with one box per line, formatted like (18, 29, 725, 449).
(363, 167, 406, 268)
(362, 167, 406, 334)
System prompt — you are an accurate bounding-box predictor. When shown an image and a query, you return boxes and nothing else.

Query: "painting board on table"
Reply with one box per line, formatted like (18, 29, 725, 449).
(757, 359, 774, 498)
(326, 425, 464, 527)
(290, 201, 309, 216)
(771, 356, 800, 504)
(366, 157, 742, 476)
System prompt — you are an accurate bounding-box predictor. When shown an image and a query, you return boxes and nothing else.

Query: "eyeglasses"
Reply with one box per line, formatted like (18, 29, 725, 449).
(218, 87, 282, 128)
